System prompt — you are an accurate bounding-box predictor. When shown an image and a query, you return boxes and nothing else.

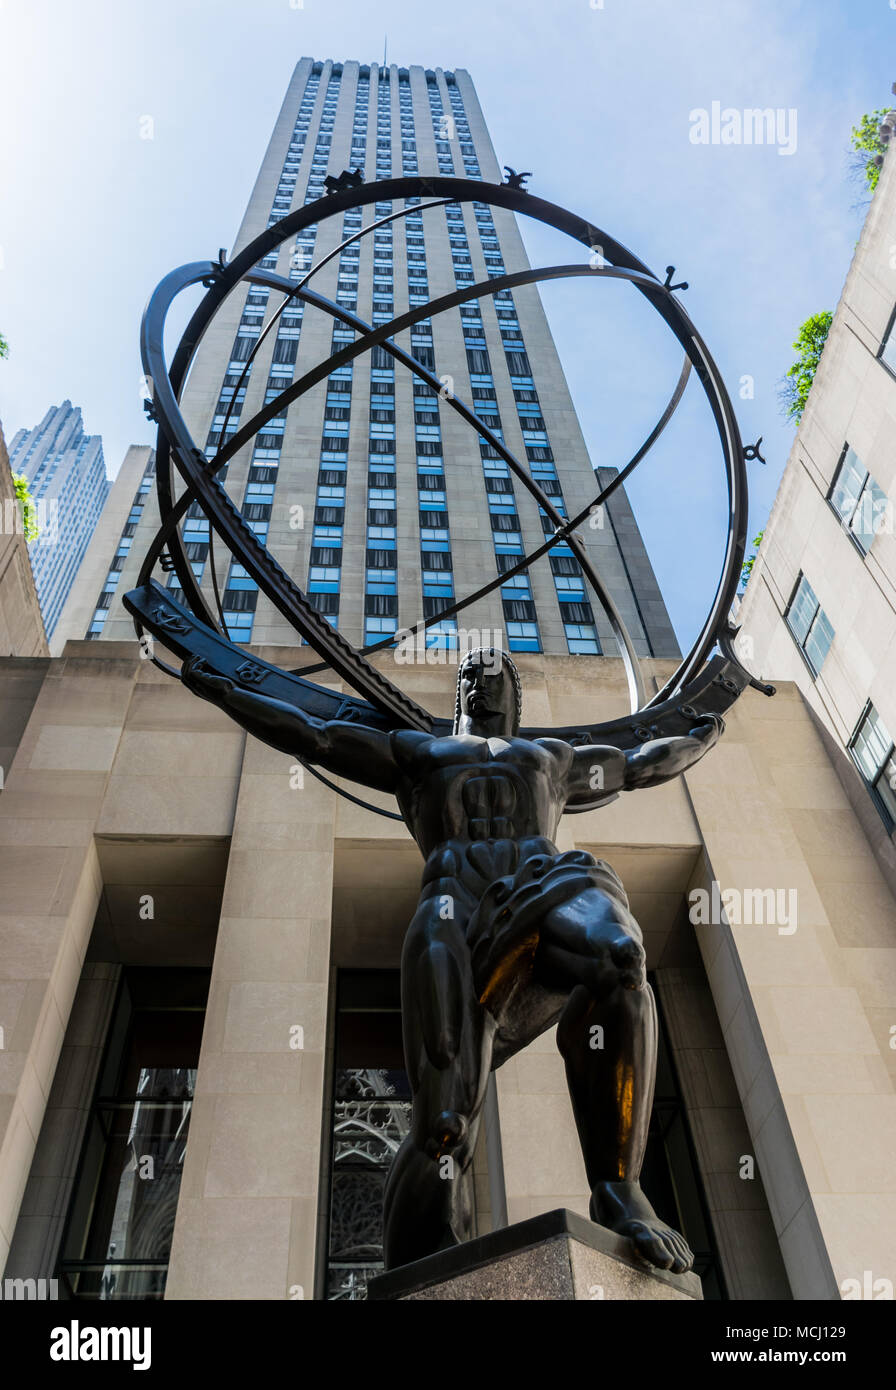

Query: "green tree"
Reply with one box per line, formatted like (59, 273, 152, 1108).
(0, 332, 9, 360)
(779, 311, 832, 425)
(850, 108, 889, 192)
(740, 530, 764, 589)
(11, 473, 39, 541)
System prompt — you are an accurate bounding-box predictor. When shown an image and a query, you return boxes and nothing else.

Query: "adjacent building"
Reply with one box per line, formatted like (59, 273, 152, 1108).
(0, 422, 48, 661)
(738, 135, 896, 889)
(0, 420, 48, 804)
(49, 446, 155, 657)
(8, 402, 109, 640)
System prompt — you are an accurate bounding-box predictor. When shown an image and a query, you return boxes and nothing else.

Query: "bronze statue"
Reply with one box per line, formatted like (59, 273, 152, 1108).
(181, 646, 723, 1276)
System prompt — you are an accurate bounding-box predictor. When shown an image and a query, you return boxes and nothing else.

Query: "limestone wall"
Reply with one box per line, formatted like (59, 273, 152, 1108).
(0, 648, 892, 1299)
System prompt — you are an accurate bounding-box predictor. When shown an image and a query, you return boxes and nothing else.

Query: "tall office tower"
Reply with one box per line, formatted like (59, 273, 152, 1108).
(8, 401, 108, 640)
(75, 58, 678, 661)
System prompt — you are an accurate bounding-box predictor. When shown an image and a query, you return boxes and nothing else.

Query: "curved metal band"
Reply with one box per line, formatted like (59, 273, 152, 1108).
(138, 175, 747, 738)
(205, 199, 458, 634)
(294, 352, 693, 677)
(144, 262, 655, 711)
(141, 264, 434, 731)
(143, 272, 691, 703)
(143, 262, 714, 717)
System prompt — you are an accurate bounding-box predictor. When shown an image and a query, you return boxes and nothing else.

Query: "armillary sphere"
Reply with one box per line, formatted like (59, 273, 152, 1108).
(124, 174, 774, 821)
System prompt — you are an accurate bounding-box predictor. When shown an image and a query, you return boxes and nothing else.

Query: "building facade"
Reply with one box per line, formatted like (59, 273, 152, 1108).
(1, 59, 895, 1305)
(8, 402, 109, 641)
(738, 138, 896, 894)
(0, 422, 48, 662)
(50, 446, 155, 659)
(0, 419, 48, 810)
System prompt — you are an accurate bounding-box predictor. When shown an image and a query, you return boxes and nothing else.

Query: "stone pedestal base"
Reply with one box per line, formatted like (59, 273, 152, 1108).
(366, 1208, 703, 1301)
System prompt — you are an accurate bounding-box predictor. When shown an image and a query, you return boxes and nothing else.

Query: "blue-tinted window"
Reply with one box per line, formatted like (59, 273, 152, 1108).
(786, 574, 834, 677)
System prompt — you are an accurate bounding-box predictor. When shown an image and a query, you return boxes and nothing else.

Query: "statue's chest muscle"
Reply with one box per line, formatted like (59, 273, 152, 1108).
(411, 738, 552, 832)
(425, 735, 543, 777)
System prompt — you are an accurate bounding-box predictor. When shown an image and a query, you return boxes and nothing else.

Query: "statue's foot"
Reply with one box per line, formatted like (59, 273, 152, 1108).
(591, 1180, 694, 1274)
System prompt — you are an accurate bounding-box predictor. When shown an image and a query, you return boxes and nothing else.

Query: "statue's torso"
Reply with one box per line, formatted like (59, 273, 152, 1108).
(392, 731, 572, 868)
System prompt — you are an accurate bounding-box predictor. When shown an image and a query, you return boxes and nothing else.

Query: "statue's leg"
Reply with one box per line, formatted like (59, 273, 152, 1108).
(542, 887, 694, 1274)
(382, 892, 495, 1270)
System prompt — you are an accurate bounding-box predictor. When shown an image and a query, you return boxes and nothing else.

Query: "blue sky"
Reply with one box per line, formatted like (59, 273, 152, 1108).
(0, 0, 892, 651)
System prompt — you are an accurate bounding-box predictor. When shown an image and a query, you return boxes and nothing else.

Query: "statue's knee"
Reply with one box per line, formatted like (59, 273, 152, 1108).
(557, 934, 646, 1011)
(610, 936, 646, 990)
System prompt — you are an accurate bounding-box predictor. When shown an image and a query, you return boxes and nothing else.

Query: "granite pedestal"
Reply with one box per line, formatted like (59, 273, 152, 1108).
(367, 1209, 703, 1301)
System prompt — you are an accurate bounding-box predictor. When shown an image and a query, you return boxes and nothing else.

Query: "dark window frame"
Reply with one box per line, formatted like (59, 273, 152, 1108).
(826, 442, 889, 558)
(784, 572, 834, 680)
(876, 301, 896, 381)
(848, 700, 896, 833)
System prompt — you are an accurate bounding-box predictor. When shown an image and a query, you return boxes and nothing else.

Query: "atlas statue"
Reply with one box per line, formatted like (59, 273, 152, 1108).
(125, 172, 771, 1282)
(181, 644, 723, 1275)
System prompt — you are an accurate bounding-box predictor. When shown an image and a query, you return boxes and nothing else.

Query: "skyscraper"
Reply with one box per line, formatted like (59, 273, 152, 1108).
(69, 58, 677, 662)
(8, 401, 108, 640)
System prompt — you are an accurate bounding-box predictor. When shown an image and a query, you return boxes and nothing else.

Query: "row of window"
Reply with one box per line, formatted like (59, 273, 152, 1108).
(86, 466, 154, 638)
(285, 68, 354, 640)
(784, 440, 894, 828)
(171, 68, 335, 639)
(441, 180, 542, 651)
(364, 92, 459, 649)
(450, 189, 599, 651)
(426, 85, 600, 655)
(11, 423, 107, 638)
(149, 67, 602, 660)
(784, 442, 891, 675)
(304, 77, 375, 637)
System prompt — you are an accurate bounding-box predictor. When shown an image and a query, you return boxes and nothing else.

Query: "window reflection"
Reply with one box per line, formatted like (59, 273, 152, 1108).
(57, 969, 209, 1301)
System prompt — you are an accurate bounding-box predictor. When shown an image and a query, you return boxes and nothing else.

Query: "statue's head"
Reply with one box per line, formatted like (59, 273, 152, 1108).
(453, 647, 522, 738)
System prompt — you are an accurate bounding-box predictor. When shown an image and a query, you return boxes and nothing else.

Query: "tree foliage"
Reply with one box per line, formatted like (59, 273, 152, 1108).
(0, 332, 9, 360)
(11, 473, 39, 541)
(850, 108, 889, 192)
(740, 531, 764, 589)
(779, 311, 832, 425)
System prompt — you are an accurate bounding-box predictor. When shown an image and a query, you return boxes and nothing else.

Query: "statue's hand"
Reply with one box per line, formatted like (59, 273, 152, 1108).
(181, 655, 234, 699)
(689, 711, 725, 743)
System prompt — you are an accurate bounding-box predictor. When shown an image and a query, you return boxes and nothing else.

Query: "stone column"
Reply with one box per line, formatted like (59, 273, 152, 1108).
(0, 652, 136, 1273)
(683, 682, 896, 1299)
(165, 731, 336, 1300)
(4, 963, 120, 1280)
(654, 967, 791, 1298)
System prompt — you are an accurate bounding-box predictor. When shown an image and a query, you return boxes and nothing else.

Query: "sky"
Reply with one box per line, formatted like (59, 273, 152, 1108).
(0, 0, 893, 652)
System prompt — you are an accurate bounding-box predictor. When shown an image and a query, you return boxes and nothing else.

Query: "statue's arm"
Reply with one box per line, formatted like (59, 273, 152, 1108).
(564, 713, 724, 798)
(622, 713, 724, 789)
(181, 656, 402, 792)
